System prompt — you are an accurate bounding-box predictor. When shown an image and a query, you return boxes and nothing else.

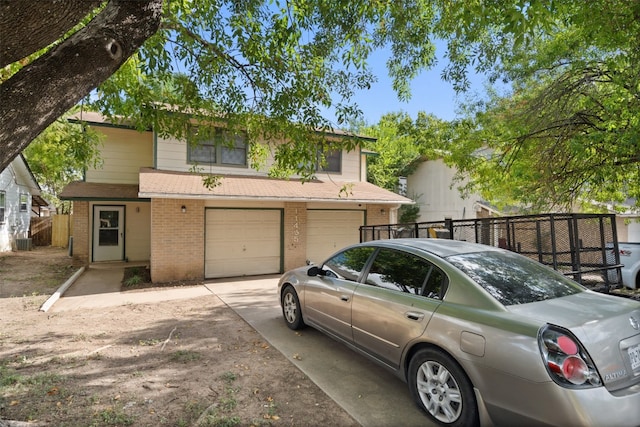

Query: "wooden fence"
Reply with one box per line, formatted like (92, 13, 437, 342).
(30, 217, 51, 246)
(52, 215, 72, 248)
(29, 215, 73, 248)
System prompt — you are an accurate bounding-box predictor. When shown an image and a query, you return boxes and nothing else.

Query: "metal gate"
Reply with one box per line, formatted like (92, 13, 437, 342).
(360, 213, 622, 290)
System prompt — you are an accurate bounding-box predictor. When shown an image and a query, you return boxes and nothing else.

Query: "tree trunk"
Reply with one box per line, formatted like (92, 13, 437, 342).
(0, 0, 163, 171)
(0, 0, 103, 68)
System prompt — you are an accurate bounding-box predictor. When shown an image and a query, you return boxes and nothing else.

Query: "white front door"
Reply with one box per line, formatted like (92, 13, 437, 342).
(93, 206, 124, 262)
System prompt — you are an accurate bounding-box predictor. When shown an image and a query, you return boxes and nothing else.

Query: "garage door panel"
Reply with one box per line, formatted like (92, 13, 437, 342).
(306, 210, 364, 265)
(206, 209, 281, 278)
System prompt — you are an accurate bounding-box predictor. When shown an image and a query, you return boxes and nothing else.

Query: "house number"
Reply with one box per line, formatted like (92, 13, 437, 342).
(292, 208, 300, 244)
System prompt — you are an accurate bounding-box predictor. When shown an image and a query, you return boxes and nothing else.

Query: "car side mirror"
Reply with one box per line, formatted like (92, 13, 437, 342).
(307, 266, 326, 277)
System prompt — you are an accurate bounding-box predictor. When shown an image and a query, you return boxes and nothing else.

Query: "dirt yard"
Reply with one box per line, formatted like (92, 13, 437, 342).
(0, 247, 358, 426)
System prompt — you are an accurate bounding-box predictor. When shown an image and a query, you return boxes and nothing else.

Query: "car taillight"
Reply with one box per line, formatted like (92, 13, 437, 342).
(538, 324, 602, 388)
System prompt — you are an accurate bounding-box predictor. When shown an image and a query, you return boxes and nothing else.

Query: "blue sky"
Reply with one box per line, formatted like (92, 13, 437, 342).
(342, 45, 491, 126)
(354, 53, 460, 124)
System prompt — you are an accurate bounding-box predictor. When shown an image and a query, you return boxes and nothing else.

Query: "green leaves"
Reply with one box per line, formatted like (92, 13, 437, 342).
(23, 108, 103, 212)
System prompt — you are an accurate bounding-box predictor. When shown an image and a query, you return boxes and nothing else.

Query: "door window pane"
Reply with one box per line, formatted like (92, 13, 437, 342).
(324, 246, 375, 281)
(98, 211, 119, 246)
(365, 248, 432, 295)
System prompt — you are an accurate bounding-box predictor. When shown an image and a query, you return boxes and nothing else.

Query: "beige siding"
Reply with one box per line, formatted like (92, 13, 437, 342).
(86, 127, 153, 184)
(156, 135, 363, 181)
(125, 202, 151, 261)
(407, 159, 480, 222)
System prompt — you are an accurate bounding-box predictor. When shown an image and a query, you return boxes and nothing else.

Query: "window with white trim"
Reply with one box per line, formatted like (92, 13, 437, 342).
(19, 193, 28, 212)
(187, 127, 248, 167)
(0, 191, 5, 223)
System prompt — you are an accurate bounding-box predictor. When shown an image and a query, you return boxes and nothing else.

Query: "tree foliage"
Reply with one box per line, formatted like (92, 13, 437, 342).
(1, 0, 571, 173)
(360, 112, 449, 191)
(3, 0, 637, 210)
(22, 110, 103, 213)
(442, 1, 640, 211)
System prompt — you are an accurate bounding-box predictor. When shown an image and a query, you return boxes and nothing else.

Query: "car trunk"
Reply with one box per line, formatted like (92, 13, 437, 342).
(508, 291, 640, 390)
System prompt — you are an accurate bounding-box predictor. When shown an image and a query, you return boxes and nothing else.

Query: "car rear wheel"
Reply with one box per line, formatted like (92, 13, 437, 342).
(408, 348, 478, 427)
(281, 286, 305, 330)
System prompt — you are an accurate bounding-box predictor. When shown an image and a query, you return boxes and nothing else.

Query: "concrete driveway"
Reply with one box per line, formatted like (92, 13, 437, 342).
(206, 275, 432, 427)
(50, 266, 433, 426)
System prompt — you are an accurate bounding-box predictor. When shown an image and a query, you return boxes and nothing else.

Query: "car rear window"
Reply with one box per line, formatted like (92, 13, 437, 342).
(447, 251, 583, 305)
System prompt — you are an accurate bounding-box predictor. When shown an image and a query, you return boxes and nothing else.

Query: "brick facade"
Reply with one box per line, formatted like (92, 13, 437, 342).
(71, 201, 90, 263)
(283, 202, 307, 271)
(150, 198, 205, 283)
(366, 204, 393, 226)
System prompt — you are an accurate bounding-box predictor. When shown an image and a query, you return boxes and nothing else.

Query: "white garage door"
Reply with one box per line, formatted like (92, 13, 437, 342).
(306, 210, 364, 265)
(205, 209, 282, 278)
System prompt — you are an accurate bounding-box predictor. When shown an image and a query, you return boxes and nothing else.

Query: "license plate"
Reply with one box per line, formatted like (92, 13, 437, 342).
(629, 344, 640, 371)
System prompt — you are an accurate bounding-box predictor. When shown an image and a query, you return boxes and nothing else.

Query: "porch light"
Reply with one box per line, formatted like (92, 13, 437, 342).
(181, 205, 187, 213)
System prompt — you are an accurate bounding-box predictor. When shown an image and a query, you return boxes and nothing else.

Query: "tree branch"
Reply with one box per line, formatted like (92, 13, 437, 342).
(0, 0, 163, 171)
(0, 0, 103, 68)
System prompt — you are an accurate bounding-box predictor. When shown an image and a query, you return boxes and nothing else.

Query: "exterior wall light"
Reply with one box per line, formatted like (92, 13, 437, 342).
(181, 205, 187, 213)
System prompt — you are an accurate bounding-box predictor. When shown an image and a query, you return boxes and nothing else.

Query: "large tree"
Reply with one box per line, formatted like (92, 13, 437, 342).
(0, 0, 162, 171)
(1, 0, 570, 174)
(441, 1, 640, 211)
(3, 0, 636, 205)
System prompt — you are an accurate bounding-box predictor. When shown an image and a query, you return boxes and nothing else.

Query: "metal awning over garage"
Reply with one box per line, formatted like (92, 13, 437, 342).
(138, 168, 412, 204)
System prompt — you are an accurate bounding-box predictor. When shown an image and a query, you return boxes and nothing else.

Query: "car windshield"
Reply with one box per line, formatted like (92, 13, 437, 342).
(446, 251, 583, 306)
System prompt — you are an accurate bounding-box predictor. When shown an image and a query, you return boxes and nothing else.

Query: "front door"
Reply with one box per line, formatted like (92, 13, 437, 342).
(93, 206, 124, 262)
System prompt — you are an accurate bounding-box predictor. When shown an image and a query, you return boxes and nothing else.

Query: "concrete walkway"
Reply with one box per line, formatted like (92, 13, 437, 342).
(49, 264, 432, 427)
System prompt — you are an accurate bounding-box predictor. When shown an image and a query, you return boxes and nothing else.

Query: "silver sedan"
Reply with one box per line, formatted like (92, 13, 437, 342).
(278, 239, 640, 426)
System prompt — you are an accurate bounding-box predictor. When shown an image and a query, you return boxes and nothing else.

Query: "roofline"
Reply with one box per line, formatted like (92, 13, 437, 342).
(138, 193, 412, 205)
(69, 111, 375, 141)
(60, 196, 151, 202)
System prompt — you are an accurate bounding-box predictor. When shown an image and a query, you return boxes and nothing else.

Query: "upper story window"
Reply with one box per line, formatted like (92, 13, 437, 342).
(187, 127, 247, 167)
(0, 191, 5, 223)
(19, 193, 28, 212)
(316, 147, 341, 173)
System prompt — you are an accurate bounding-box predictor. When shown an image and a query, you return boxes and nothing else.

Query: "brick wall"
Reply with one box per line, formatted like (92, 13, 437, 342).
(71, 201, 89, 263)
(150, 198, 205, 283)
(283, 202, 307, 270)
(366, 204, 393, 226)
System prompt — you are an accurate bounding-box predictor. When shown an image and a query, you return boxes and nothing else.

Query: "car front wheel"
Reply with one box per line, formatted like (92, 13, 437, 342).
(281, 286, 305, 330)
(408, 348, 478, 427)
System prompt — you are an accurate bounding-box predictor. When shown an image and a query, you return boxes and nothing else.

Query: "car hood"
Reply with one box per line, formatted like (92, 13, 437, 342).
(508, 291, 640, 390)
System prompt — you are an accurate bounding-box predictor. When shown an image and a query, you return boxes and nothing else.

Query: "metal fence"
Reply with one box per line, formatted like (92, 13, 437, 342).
(360, 213, 622, 291)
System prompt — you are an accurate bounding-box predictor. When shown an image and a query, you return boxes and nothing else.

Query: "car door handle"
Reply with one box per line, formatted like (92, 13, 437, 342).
(405, 311, 425, 321)
(340, 295, 350, 302)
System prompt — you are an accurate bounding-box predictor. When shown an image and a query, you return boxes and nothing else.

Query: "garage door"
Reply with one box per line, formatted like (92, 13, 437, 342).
(306, 210, 364, 265)
(205, 209, 282, 278)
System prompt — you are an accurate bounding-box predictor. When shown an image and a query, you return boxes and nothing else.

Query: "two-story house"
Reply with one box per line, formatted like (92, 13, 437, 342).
(60, 112, 411, 283)
(1, 155, 48, 252)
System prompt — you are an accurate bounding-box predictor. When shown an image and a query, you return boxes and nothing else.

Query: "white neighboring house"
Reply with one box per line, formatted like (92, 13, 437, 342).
(614, 201, 640, 243)
(0, 155, 47, 252)
(409, 158, 637, 245)
(406, 158, 492, 222)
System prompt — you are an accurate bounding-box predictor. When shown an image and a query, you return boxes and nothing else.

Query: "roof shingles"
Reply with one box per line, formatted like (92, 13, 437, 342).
(60, 168, 412, 205)
(140, 168, 410, 204)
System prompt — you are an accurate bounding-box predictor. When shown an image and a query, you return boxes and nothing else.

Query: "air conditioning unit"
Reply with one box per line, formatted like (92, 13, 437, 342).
(16, 238, 32, 251)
